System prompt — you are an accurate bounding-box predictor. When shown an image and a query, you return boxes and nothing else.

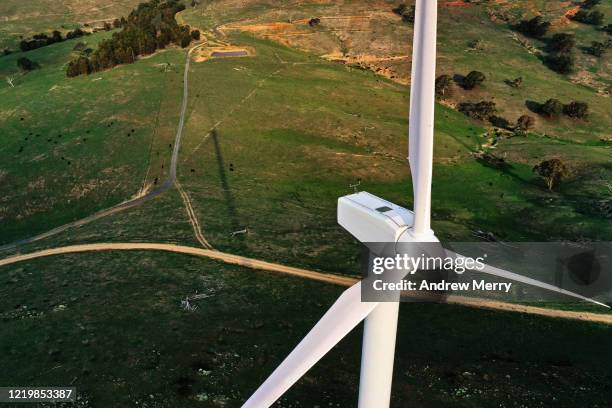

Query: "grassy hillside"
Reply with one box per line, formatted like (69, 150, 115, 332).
(0, 31, 185, 244)
(1, 251, 610, 407)
(0, 0, 142, 50)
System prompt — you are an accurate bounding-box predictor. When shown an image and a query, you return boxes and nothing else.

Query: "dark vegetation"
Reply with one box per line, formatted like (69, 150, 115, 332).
(572, 9, 605, 26)
(66, 0, 198, 77)
(19, 29, 88, 52)
(462, 70, 486, 90)
(516, 16, 550, 38)
(16, 57, 37, 71)
(563, 101, 589, 119)
(458, 101, 496, 121)
(308, 18, 321, 27)
(392, 4, 416, 24)
(540, 98, 564, 117)
(537, 98, 589, 119)
(585, 40, 609, 57)
(533, 158, 569, 191)
(516, 115, 535, 132)
(435, 74, 453, 99)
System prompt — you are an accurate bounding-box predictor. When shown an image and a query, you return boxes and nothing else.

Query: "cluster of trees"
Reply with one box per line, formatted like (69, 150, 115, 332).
(539, 98, 589, 119)
(392, 4, 415, 24)
(546, 33, 576, 74)
(434, 71, 486, 98)
(67, 0, 198, 77)
(571, 9, 605, 26)
(585, 40, 610, 57)
(19, 28, 88, 52)
(458, 101, 497, 121)
(516, 16, 550, 39)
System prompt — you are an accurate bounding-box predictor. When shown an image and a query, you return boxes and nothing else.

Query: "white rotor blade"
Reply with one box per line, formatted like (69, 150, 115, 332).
(242, 282, 378, 408)
(409, 0, 438, 236)
(448, 251, 610, 309)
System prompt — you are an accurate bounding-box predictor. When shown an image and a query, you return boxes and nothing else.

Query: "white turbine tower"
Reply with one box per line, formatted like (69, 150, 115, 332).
(242, 1, 608, 407)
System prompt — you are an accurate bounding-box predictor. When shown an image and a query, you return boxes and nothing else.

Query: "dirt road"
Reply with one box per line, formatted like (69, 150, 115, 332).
(0, 43, 205, 253)
(1, 243, 610, 325)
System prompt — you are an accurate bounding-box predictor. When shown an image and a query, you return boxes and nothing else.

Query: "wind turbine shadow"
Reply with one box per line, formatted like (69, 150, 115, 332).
(211, 129, 243, 243)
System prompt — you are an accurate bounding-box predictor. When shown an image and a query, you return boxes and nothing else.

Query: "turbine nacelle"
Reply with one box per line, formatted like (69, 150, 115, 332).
(338, 192, 438, 245)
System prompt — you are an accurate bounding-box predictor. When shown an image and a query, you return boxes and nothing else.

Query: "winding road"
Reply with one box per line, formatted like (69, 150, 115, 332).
(0, 43, 205, 253)
(0, 38, 609, 325)
(0, 242, 610, 324)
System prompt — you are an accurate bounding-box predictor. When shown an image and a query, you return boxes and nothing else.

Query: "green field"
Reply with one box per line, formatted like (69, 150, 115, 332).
(1, 250, 611, 407)
(0, 0, 142, 50)
(0, 30, 185, 245)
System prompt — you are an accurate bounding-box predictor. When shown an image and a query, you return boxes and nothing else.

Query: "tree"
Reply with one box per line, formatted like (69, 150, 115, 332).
(516, 115, 535, 131)
(103, 22, 112, 31)
(582, 0, 601, 9)
(190, 30, 201, 40)
(517, 16, 550, 38)
(563, 101, 589, 118)
(505, 76, 523, 88)
(180, 34, 192, 48)
(113, 19, 122, 28)
(533, 158, 569, 191)
(463, 70, 486, 90)
(572, 10, 605, 25)
(540, 98, 564, 117)
(546, 52, 574, 74)
(435, 74, 452, 98)
(585, 41, 606, 57)
(66, 57, 91, 77)
(458, 101, 497, 120)
(588, 11, 605, 25)
(17, 57, 36, 71)
(548, 33, 575, 53)
(392, 4, 415, 24)
(308, 18, 321, 27)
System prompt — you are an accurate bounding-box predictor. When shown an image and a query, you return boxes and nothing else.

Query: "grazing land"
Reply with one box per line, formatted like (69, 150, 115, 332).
(0, 1, 610, 406)
(1, 250, 610, 407)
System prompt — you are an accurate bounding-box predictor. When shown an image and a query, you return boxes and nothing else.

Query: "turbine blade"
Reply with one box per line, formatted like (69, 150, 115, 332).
(242, 282, 377, 408)
(409, 0, 438, 235)
(448, 251, 610, 309)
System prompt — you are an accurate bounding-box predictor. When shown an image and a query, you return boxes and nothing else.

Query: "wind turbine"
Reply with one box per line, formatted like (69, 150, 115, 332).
(242, 1, 608, 407)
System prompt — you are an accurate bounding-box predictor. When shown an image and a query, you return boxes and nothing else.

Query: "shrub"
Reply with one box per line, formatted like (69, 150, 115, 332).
(548, 33, 575, 53)
(463, 70, 486, 90)
(435, 74, 453, 98)
(533, 158, 569, 191)
(581, 0, 601, 9)
(540, 99, 564, 117)
(585, 41, 606, 57)
(572, 10, 605, 25)
(563, 101, 589, 118)
(66, 57, 91, 77)
(458, 101, 497, 121)
(392, 4, 415, 23)
(308, 18, 321, 27)
(191, 30, 201, 40)
(546, 52, 574, 74)
(489, 115, 511, 129)
(516, 115, 535, 131)
(17, 57, 36, 71)
(517, 16, 550, 38)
